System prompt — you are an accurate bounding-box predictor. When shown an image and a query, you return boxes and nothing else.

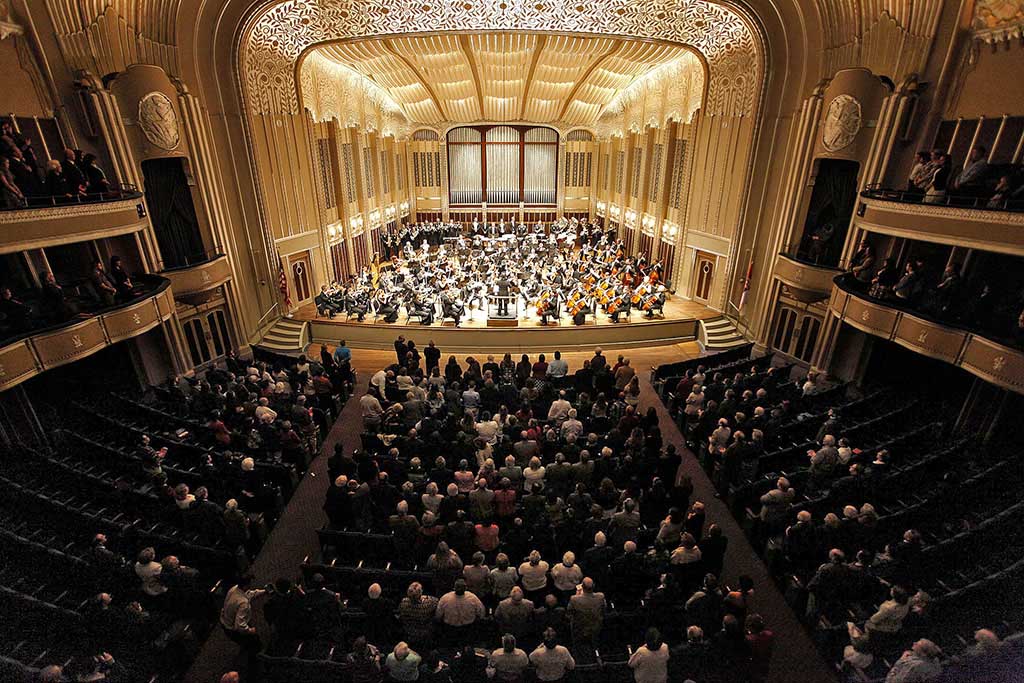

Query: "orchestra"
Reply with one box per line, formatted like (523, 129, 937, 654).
(316, 217, 667, 326)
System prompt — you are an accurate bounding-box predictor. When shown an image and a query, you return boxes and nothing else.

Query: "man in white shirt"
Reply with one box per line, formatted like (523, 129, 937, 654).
(547, 390, 572, 422)
(436, 579, 485, 641)
(219, 574, 267, 662)
(546, 351, 569, 379)
(628, 628, 670, 683)
(560, 410, 583, 440)
(254, 397, 277, 424)
(530, 628, 576, 682)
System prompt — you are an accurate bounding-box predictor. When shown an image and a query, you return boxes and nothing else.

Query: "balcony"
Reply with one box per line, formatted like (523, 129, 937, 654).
(0, 185, 147, 254)
(857, 187, 1024, 256)
(774, 245, 845, 299)
(828, 274, 1023, 394)
(161, 252, 232, 297)
(0, 275, 174, 392)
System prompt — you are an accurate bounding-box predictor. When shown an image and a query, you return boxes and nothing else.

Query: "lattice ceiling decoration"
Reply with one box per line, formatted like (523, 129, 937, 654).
(313, 33, 692, 126)
(242, 0, 762, 130)
(596, 50, 705, 136)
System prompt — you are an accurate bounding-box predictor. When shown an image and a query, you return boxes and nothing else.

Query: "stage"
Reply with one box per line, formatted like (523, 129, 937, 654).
(293, 295, 719, 353)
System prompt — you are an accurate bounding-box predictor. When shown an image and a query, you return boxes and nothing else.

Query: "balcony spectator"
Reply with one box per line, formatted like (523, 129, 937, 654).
(869, 258, 900, 299)
(893, 261, 922, 302)
(906, 150, 933, 193)
(62, 148, 88, 196)
(109, 255, 134, 300)
(924, 263, 963, 318)
(884, 639, 943, 683)
(950, 145, 989, 197)
(848, 240, 875, 286)
(82, 153, 111, 195)
(89, 260, 118, 306)
(987, 174, 1016, 209)
(41, 271, 77, 322)
(44, 159, 72, 203)
(922, 150, 950, 204)
(0, 156, 26, 208)
(0, 285, 33, 331)
(0, 121, 37, 170)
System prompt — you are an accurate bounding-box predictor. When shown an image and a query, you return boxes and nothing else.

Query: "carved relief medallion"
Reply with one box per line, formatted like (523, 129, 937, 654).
(822, 94, 862, 153)
(138, 92, 180, 151)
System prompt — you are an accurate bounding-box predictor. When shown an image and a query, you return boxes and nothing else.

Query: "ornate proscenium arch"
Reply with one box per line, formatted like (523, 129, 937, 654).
(241, 0, 764, 122)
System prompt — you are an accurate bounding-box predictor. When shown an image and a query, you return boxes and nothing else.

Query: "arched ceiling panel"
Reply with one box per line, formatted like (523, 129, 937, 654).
(307, 32, 693, 127)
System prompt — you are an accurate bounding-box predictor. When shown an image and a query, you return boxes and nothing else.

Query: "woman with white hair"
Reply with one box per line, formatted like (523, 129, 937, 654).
(523, 457, 546, 492)
(551, 551, 583, 599)
(421, 482, 443, 515)
(518, 550, 550, 603)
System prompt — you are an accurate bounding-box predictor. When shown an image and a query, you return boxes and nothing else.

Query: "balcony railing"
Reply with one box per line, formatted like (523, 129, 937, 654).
(779, 242, 848, 270)
(0, 274, 175, 392)
(1, 183, 143, 211)
(833, 273, 1022, 351)
(0, 274, 170, 347)
(861, 185, 1024, 213)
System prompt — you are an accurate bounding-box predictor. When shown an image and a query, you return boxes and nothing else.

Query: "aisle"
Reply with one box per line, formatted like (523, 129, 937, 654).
(184, 360, 372, 682)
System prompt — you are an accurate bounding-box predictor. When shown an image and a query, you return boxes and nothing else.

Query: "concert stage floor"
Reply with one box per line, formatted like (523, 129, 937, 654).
(293, 295, 719, 353)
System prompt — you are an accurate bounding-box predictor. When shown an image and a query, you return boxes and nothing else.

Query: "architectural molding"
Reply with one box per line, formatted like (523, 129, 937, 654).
(242, 0, 762, 120)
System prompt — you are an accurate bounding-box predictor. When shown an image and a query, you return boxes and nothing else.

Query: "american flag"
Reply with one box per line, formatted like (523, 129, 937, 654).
(738, 257, 754, 310)
(274, 243, 291, 308)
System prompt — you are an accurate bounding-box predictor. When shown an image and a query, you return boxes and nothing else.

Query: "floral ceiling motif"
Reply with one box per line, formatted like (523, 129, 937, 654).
(242, 0, 762, 123)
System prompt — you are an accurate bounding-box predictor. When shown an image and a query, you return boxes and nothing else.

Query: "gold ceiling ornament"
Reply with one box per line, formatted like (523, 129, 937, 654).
(308, 33, 698, 127)
(301, 52, 412, 137)
(242, 0, 762, 120)
(596, 51, 705, 134)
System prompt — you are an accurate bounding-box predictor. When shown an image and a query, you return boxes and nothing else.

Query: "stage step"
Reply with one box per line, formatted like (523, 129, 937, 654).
(699, 315, 748, 352)
(254, 317, 310, 357)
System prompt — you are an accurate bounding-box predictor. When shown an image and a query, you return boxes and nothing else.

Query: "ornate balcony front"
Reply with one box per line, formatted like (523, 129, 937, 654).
(857, 188, 1024, 256)
(162, 253, 232, 297)
(829, 275, 1024, 395)
(774, 248, 844, 299)
(0, 187, 147, 254)
(0, 275, 174, 392)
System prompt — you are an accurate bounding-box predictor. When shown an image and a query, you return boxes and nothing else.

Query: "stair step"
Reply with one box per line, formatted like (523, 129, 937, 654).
(275, 319, 306, 331)
(264, 330, 302, 342)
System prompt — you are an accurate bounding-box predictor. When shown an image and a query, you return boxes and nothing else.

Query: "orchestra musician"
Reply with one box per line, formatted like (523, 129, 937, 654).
(312, 221, 671, 328)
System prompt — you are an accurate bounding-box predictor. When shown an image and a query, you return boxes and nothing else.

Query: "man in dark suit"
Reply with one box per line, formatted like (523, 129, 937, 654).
(424, 341, 441, 373)
(300, 573, 344, 640)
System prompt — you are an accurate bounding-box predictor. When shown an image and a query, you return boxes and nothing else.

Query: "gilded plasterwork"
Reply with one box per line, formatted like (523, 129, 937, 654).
(596, 52, 705, 136)
(821, 94, 861, 152)
(138, 92, 181, 150)
(243, 0, 761, 120)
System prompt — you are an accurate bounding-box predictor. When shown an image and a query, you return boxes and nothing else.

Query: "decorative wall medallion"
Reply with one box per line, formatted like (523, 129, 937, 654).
(822, 94, 862, 152)
(993, 355, 1006, 371)
(917, 330, 928, 344)
(201, 270, 211, 283)
(0, 364, 6, 378)
(860, 310, 870, 322)
(132, 313, 142, 325)
(138, 92, 180, 151)
(72, 335, 83, 349)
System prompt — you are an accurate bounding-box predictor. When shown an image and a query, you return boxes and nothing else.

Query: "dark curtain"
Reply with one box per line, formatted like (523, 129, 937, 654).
(142, 158, 204, 268)
(799, 160, 859, 266)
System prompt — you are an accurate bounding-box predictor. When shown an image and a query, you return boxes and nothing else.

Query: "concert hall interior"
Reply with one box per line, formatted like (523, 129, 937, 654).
(0, 1, 1023, 682)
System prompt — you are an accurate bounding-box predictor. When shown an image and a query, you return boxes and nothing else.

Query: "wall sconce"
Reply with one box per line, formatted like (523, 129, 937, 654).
(327, 225, 337, 238)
